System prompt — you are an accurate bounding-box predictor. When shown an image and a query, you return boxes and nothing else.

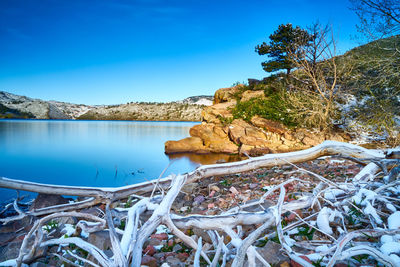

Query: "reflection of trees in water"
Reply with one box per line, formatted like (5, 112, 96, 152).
(168, 153, 244, 165)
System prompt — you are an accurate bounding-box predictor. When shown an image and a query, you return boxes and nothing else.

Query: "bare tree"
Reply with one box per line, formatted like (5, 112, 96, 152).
(350, 0, 400, 39)
(287, 23, 342, 132)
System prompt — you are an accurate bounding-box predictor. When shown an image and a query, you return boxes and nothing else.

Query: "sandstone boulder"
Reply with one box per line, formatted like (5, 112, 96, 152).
(201, 101, 235, 124)
(239, 145, 271, 157)
(164, 137, 207, 154)
(228, 119, 248, 144)
(240, 90, 265, 102)
(251, 116, 287, 134)
(207, 138, 238, 154)
(263, 131, 283, 144)
(213, 85, 242, 104)
(228, 119, 269, 146)
(293, 128, 325, 147)
(165, 124, 238, 154)
(189, 124, 238, 153)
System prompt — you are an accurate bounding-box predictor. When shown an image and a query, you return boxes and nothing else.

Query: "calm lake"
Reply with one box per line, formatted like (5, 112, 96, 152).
(0, 119, 235, 202)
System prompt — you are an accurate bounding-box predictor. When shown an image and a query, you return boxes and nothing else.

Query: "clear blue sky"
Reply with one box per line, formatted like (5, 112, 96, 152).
(0, 0, 360, 105)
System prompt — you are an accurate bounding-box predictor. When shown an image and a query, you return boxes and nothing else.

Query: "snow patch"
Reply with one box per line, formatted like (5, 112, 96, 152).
(352, 188, 377, 205)
(389, 254, 400, 266)
(315, 244, 330, 252)
(380, 241, 400, 255)
(324, 189, 345, 201)
(316, 207, 334, 235)
(363, 202, 382, 224)
(61, 224, 75, 237)
(81, 229, 89, 238)
(386, 203, 397, 213)
(156, 224, 170, 234)
(388, 211, 400, 229)
(381, 235, 393, 243)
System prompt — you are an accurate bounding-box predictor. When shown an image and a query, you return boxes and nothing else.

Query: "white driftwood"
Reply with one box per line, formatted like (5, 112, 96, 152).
(41, 237, 112, 267)
(0, 141, 397, 267)
(338, 245, 397, 266)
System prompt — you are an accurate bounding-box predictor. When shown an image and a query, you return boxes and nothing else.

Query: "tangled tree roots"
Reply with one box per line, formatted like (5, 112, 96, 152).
(0, 141, 399, 266)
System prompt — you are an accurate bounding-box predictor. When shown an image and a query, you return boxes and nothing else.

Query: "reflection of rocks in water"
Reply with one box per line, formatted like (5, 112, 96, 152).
(168, 153, 244, 165)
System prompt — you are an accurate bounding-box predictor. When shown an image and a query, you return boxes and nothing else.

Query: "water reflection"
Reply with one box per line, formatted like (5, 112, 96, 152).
(0, 119, 244, 202)
(0, 120, 199, 201)
(168, 153, 244, 165)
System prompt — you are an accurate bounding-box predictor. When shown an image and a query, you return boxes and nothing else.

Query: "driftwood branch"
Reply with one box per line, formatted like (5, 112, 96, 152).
(0, 141, 398, 267)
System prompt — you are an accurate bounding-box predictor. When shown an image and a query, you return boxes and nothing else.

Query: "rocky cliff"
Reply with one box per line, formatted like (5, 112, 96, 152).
(77, 102, 204, 121)
(165, 85, 350, 156)
(0, 91, 212, 121)
(0, 91, 91, 119)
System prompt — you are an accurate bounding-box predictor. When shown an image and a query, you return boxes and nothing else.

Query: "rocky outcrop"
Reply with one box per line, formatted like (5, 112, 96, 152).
(240, 90, 265, 102)
(201, 101, 235, 124)
(250, 116, 287, 134)
(189, 124, 238, 153)
(213, 85, 242, 104)
(165, 137, 208, 154)
(165, 86, 351, 156)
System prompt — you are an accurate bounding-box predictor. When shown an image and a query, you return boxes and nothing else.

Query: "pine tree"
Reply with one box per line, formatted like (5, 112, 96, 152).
(255, 23, 311, 75)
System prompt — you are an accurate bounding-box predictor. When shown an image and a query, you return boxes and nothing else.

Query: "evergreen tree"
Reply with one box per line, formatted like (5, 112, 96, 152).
(255, 23, 311, 75)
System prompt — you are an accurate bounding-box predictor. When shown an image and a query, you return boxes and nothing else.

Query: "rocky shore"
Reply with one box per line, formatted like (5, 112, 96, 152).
(0, 156, 362, 266)
(165, 85, 350, 156)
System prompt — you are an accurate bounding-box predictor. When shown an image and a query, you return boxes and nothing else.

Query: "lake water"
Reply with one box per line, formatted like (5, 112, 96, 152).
(0, 120, 208, 202)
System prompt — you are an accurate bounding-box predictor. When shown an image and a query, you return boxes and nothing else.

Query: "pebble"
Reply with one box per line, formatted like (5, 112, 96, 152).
(210, 185, 220, 192)
(172, 244, 182, 252)
(143, 245, 156, 256)
(141, 255, 157, 267)
(151, 233, 168, 241)
(229, 186, 239, 195)
(193, 195, 205, 203)
(176, 252, 190, 261)
(209, 190, 216, 197)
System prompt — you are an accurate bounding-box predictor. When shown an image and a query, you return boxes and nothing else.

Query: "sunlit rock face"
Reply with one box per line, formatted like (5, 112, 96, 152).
(165, 86, 350, 156)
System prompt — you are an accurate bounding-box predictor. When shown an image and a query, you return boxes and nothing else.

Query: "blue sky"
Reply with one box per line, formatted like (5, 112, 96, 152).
(0, 0, 360, 105)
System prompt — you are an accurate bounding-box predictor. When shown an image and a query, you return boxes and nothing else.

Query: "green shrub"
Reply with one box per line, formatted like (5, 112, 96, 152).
(231, 92, 297, 127)
(231, 84, 250, 101)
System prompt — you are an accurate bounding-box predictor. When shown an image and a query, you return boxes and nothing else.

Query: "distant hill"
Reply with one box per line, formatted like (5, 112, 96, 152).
(0, 91, 84, 119)
(0, 91, 211, 121)
(180, 95, 213, 106)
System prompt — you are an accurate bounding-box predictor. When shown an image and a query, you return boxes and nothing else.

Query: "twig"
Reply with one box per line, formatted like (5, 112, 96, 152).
(66, 250, 101, 267)
(150, 162, 173, 198)
(193, 237, 203, 267)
